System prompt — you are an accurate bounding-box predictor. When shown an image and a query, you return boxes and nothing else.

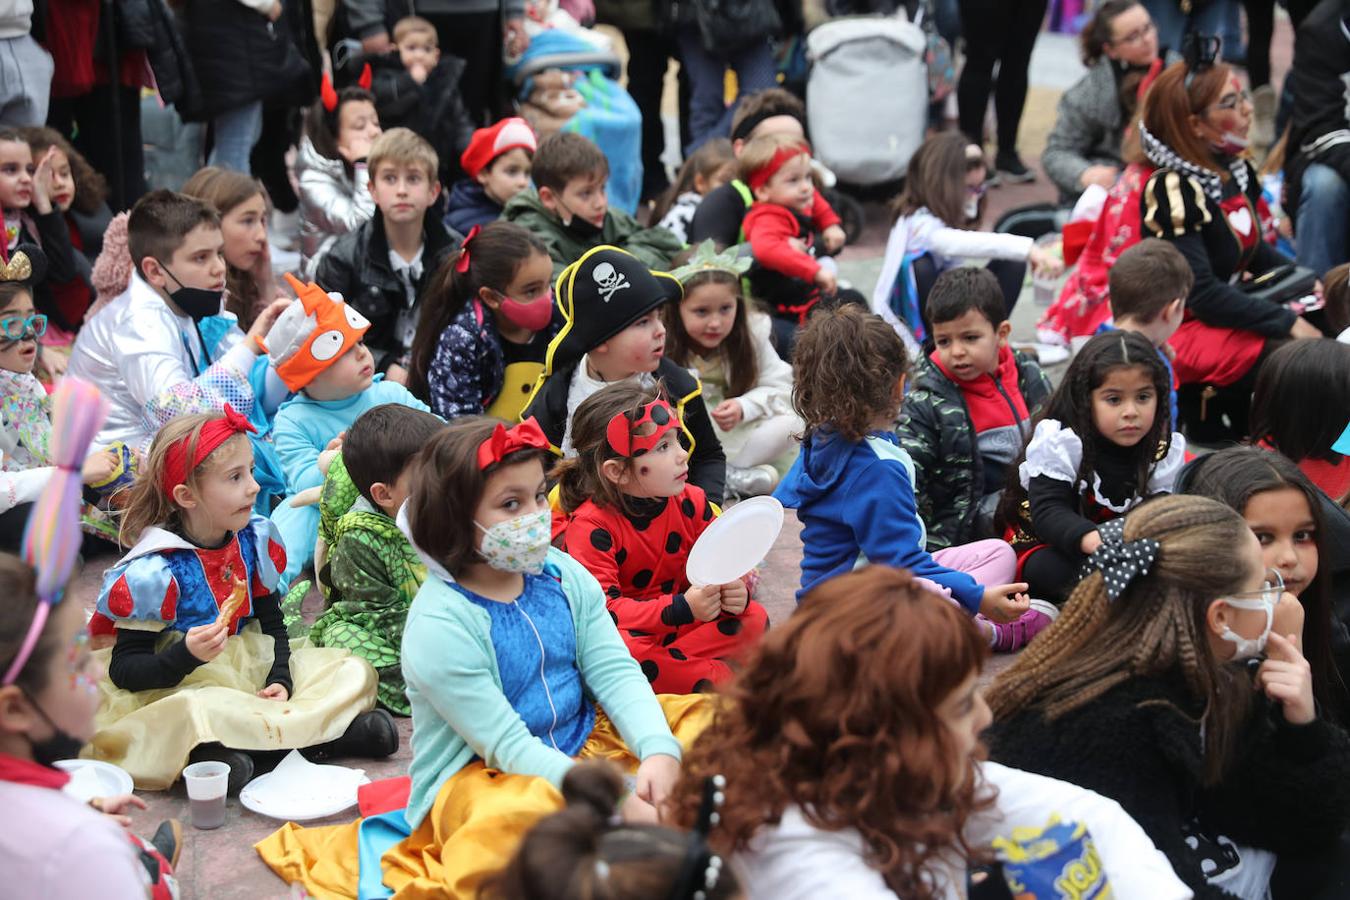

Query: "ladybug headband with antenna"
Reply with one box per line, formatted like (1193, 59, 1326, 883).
(606, 398, 680, 457)
(321, 65, 373, 114)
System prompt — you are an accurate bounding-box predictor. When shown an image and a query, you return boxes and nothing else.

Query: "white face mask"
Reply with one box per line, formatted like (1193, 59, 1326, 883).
(1218, 569, 1282, 661)
(474, 509, 552, 574)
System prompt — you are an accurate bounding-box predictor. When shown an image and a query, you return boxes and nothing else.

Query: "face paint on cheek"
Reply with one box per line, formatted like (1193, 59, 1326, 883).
(639, 466, 649, 476)
(66, 633, 98, 696)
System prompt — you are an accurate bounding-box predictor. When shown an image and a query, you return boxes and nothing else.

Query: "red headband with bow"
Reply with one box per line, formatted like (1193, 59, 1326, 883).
(606, 399, 680, 457)
(321, 65, 373, 113)
(161, 404, 257, 494)
(455, 225, 482, 274)
(746, 141, 811, 193)
(477, 417, 550, 469)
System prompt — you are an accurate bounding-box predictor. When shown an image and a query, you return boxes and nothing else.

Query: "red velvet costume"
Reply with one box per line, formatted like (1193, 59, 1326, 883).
(564, 484, 768, 693)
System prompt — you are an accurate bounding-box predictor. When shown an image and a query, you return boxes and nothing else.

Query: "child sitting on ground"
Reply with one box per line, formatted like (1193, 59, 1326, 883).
(1249, 340, 1350, 503)
(558, 382, 769, 693)
(265, 276, 431, 588)
(899, 267, 1052, 552)
(65, 190, 290, 455)
(653, 139, 736, 245)
(485, 761, 741, 900)
(664, 241, 799, 498)
(445, 118, 537, 234)
(0, 381, 186, 900)
(522, 246, 727, 505)
(365, 16, 476, 189)
(297, 76, 381, 277)
(503, 132, 683, 279)
(0, 249, 121, 551)
(310, 403, 445, 716)
(739, 133, 848, 352)
(88, 409, 393, 793)
(1100, 237, 1192, 431)
(999, 330, 1186, 604)
(317, 128, 457, 382)
(255, 416, 708, 899)
(409, 221, 558, 422)
(775, 306, 1040, 650)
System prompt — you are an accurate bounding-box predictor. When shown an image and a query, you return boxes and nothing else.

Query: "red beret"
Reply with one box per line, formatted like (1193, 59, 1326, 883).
(460, 117, 537, 179)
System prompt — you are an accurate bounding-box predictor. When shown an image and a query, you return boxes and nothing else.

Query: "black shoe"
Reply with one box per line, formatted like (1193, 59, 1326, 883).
(188, 744, 254, 796)
(303, 709, 400, 761)
(995, 152, 1036, 184)
(150, 818, 183, 869)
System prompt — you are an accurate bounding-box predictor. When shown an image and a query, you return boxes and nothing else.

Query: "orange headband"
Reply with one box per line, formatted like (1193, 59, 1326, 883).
(746, 142, 811, 192)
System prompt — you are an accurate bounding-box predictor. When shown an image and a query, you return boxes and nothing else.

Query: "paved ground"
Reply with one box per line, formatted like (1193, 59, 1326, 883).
(72, 14, 1291, 897)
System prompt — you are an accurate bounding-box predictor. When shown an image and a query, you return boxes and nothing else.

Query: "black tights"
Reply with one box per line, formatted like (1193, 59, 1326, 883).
(1241, 0, 1275, 89)
(956, 0, 1048, 155)
(1023, 544, 1085, 606)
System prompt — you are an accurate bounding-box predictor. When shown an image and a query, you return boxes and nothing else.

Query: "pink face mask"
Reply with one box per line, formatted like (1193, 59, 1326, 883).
(498, 289, 554, 332)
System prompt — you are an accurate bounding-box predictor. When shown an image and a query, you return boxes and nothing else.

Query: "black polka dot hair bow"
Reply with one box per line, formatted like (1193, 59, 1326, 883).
(1082, 518, 1160, 601)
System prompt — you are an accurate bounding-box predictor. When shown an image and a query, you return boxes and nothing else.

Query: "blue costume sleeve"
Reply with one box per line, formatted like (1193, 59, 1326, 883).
(97, 555, 181, 633)
(244, 515, 287, 597)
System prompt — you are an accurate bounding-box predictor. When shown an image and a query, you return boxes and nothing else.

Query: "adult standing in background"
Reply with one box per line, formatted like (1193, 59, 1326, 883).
(0, 0, 53, 127)
(956, 0, 1049, 185)
(1042, 0, 1160, 204)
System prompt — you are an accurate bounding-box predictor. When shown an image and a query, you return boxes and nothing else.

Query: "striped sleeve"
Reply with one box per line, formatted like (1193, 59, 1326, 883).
(1141, 169, 1213, 239)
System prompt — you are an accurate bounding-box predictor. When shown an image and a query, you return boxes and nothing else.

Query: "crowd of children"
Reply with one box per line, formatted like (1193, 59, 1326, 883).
(7, 32, 1350, 895)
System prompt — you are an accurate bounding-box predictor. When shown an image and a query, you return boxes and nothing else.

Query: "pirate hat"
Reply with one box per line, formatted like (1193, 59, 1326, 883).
(544, 246, 682, 374)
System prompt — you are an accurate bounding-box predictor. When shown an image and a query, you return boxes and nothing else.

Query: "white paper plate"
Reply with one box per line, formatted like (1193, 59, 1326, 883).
(686, 496, 784, 586)
(239, 769, 371, 822)
(56, 759, 134, 802)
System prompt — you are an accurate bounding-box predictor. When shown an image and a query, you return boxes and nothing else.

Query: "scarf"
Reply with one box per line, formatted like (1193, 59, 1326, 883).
(0, 369, 52, 471)
(1138, 120, 1248, 203)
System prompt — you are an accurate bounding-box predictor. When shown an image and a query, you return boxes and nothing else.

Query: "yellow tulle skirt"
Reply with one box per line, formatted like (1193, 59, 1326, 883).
(256, 693, 712, 900)
(88, 624, 378, 790)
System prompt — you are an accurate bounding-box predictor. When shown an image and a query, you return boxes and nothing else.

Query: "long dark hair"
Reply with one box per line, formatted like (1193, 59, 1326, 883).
(407, 222, 550, 403)
(552, 380, 667, 516)
(1249, 339, 1350, 465)
(1181, 446, 1349, 723)
(998, 331, 1173, 530)
(890, 132, 984, 229)
(662, 269, 758, 399)
(305, 86, 377, 170)
(650, 139, 735, 226)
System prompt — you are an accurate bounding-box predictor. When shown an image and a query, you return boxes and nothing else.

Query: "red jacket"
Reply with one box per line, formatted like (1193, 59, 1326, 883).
(742, 193, 841, 283)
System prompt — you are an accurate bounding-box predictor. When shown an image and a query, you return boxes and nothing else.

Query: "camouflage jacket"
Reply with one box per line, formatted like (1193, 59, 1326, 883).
(897, 350, 1052, 550)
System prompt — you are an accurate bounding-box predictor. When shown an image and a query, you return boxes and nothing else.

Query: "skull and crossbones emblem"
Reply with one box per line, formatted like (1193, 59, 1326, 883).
(592, 262, 630, 302)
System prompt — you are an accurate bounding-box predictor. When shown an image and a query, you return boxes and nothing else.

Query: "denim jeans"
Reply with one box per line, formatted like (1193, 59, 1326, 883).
(209, 100, 264, 173)
(1142, 0, 1228, 54)
(676, 27, 778, 151)
(1296, 163, 1350, 278)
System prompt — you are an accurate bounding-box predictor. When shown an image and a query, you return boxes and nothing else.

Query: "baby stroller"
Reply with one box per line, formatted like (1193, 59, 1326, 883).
(505, 29, 644, 215)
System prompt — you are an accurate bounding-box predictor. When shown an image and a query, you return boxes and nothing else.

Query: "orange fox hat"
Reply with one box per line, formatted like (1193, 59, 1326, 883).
(261, 274, 372, 392)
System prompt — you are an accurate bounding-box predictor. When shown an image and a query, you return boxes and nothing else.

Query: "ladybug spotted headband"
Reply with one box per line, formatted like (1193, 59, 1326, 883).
(606, 399, 680, 457)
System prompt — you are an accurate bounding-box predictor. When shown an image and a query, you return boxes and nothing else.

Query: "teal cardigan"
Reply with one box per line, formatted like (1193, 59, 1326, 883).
(400, 547, 683, 829)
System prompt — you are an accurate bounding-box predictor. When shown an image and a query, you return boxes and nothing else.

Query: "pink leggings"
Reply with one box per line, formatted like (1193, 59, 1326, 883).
(916, 539, 1017, 602)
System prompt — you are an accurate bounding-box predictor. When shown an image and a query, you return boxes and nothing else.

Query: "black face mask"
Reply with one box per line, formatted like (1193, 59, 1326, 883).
(556, 199, 603, 241)
(156, 260, 224, 322)
(22, 690, 86, 768)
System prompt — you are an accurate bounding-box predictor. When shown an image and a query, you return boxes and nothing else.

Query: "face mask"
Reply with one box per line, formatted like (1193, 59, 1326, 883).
(964, 197, 981, 220)
(21, 690, 86, 767)
(1218, 594, 1274, 662)
(556, 198, 603, 240)
(497, 289, 554, 332)
(1212, 132, 1249, 156)
(475, 509, 552, 574)
(156, 261, 224, 322)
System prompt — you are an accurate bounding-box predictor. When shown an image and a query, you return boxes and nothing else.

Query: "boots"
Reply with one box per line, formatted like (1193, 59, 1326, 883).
(302, 709, 400, 762)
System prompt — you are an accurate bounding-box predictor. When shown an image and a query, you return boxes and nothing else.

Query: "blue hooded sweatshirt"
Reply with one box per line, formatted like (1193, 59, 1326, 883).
(444, 180, 504, 235)
(774, 429, 983, 610)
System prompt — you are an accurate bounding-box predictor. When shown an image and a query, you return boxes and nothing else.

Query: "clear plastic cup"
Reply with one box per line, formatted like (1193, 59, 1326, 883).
(182, 761, 230, 829)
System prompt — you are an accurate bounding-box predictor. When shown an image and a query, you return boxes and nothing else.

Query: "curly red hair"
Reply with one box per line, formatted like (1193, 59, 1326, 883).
(669, 566, 994, 897)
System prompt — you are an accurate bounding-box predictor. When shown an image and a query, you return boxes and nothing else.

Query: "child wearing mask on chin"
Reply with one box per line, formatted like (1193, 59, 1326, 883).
(557, 382, 769, 694)
(502, 132, 683, 279)
(444, 117, 537, 235)
(521, 246, 728, 506)
(263, 276, 431, 589)
(0, 380, 181, 900)
(87, 408, 392, 795)
(408, 221, 558, 422)
(65, 191, 291, 457)
(254, 416, 708, 899)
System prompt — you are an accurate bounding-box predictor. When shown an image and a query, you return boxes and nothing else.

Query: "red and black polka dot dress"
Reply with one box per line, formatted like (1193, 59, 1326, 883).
(564, 485, 769, 694)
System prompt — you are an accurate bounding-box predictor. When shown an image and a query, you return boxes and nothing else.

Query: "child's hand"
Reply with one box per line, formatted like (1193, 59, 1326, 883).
(979, 583, 1030, 624)
(822, 224, 846, 254)
(257, 683, 290, 701)
(1257, 632, 1316, 725)
(1079, 530, 1102, 555)
(719, 580, 749, 615)
(339, 132, 376, 164)
(621, 790, 660, 824)
(1029, 246, 1064, 278)
(814, 266, 838, 297)
(325, 432, 346, 453)
(81, 448, 120, 487)
(634, 753, 681, 818)
(91, 793, 147, 828)
(1272, 591, 1305, 652)
(267, 0, 282, 20)
(29, 147, 57, 214)
(687, 584, 723, 622)
(710, 399, 743, 431)
(1291, 317, 1322, 339)
(185, 619, 230, 662)
(410, 64, 430, 84)
(248, 297, 292, 351)
(385, 363, 410, 385)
